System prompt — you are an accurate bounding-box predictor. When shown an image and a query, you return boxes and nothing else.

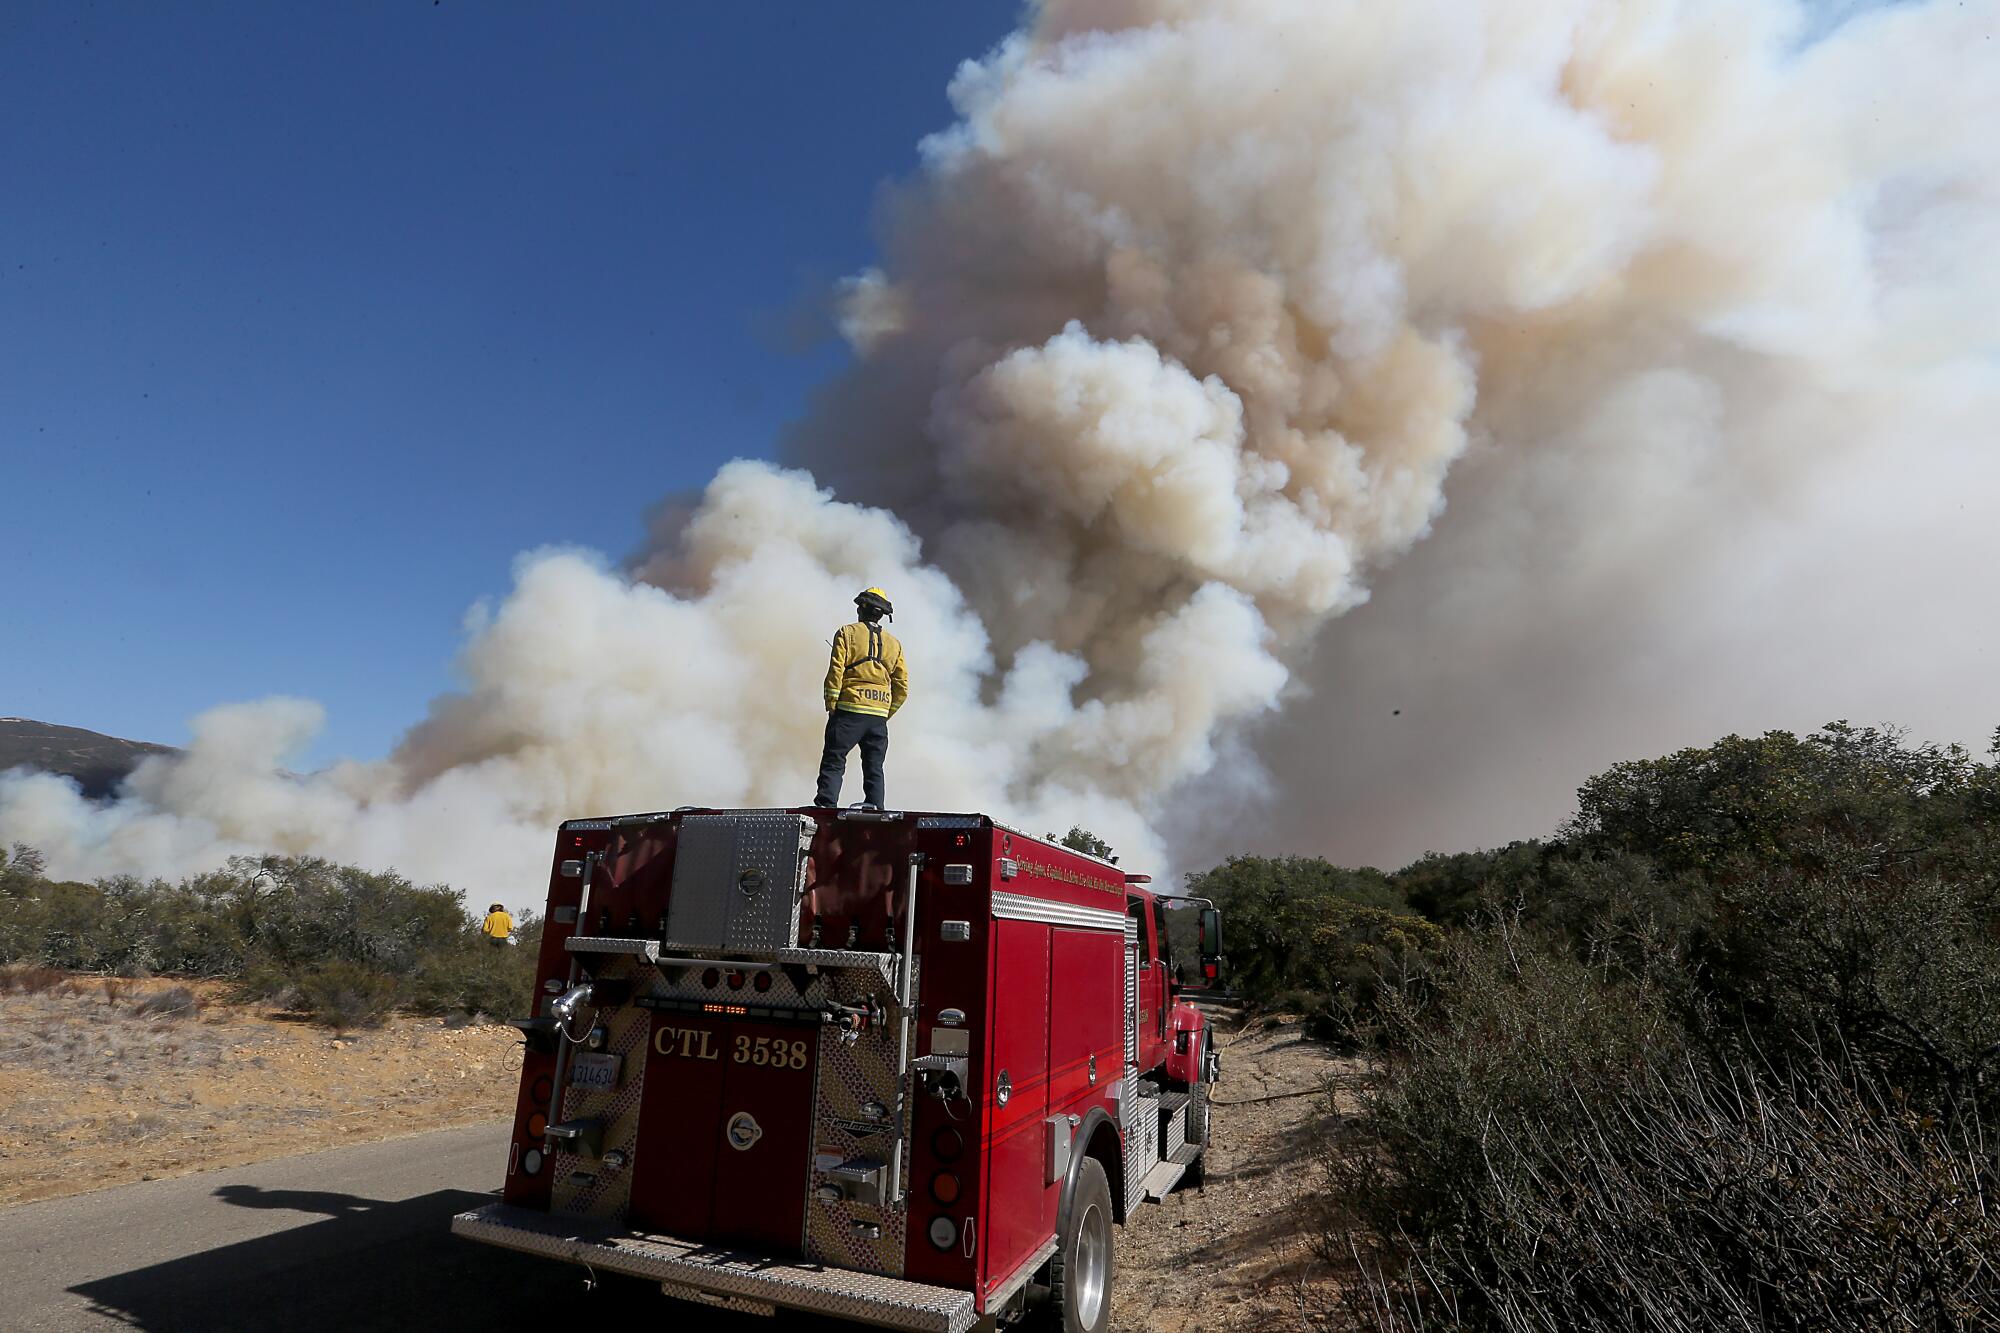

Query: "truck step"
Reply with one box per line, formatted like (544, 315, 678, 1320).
(454, 1203, 977, 1333)
(1139, 1146, 1203, 1202)
(1155, 1090, 1190, 1114)
(565, 935, 662, 959)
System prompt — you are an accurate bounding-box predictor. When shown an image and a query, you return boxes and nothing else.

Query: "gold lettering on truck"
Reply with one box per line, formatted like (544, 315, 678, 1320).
(1012, 857, 1123, 896)
(651, 1027, 807, 1069)
(653, 1026, 721, 1060)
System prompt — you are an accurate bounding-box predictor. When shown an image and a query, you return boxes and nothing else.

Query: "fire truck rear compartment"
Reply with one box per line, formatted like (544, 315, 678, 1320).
(626, 1009, 818, 1250)
(537, 935, 920, 1265)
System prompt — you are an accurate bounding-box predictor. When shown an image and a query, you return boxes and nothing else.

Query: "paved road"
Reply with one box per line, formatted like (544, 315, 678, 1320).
(0, 1122, 813, 1331)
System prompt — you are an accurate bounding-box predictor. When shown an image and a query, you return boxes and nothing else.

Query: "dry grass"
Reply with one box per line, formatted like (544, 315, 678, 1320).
(1310, 913, 2000, 1333)
(130, 985, 200, 1021)
(1332, 1056, 2000, 1332)
(0, 973, 522, 1206)
(0, 965, 74, 996)
(0, 988, 236, 1082)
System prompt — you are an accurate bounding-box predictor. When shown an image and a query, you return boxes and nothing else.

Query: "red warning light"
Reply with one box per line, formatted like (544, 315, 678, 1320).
(727, 971, 746, 991)
(753, 972, 772, 993)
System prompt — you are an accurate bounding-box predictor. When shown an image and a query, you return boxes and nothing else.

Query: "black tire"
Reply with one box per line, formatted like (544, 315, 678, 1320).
(1181, 1148, 1205, 1189)
(1046, 1156, 1114, 1333)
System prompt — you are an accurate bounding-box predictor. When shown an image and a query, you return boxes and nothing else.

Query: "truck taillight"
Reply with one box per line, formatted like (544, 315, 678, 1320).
(929, 1172, 961, 1205)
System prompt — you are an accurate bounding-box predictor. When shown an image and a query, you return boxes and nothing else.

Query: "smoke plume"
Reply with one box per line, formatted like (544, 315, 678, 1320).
(6, 0, 1995, 892)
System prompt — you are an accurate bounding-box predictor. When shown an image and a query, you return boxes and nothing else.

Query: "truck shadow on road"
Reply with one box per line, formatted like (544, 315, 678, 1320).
(210, 1183, 379, 1217)
(69, 1187, 811, 1332)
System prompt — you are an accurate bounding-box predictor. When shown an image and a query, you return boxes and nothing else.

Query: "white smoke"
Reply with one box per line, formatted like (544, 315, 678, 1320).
(5, 0, 1995, 891)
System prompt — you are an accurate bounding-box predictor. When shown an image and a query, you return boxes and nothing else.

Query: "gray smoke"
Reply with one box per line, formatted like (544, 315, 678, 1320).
(4, 0, 1994, 891)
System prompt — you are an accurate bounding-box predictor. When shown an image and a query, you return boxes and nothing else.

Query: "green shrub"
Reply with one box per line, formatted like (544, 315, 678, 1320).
(0, 850, 539, 1028)
(286, 959, 401, 1030)
(1158, 723, 2000, 1329)
(1565, 721, 1985, 880)
(1697, 864, 2000, 1117)
(400, 924, 543, 1021)
(1392, 843, 1549, 926)
(1323, 876, 2000, 1332)
(1186, 854, 1408, 1012)
(1320, 918, 1689, 1248)
(1292, 901, 1443, 1042)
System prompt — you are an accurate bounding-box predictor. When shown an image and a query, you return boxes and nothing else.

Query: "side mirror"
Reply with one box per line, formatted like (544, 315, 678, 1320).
(1194, 908, 1224, 989)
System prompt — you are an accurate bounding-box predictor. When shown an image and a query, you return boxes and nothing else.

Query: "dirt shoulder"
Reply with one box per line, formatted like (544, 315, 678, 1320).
(0, 974, 518, 1207)
(0, 975, 1354, 1332)
(1113, 1011, 1358, 1333)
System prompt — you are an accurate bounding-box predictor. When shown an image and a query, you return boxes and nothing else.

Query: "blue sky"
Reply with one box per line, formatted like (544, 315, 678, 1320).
(3, 2, 1021, 764)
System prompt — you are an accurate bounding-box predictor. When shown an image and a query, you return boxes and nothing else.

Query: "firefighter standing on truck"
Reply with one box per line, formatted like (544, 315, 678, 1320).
(815, 587, 908, 809)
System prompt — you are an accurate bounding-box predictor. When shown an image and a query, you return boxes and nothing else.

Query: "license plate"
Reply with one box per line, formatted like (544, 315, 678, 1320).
(569, 1051, 622, 1092)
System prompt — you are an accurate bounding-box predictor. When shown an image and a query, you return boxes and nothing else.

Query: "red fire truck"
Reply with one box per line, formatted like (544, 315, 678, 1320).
(453, 806, 1224, 1331)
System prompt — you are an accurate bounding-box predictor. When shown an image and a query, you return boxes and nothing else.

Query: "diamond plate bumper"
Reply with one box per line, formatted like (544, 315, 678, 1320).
(452, 1202, 977, 1333)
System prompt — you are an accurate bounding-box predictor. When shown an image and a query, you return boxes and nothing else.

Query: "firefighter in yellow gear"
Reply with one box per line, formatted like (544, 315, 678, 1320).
(816, 587, 909, 809)
(481, 903, 514, 945)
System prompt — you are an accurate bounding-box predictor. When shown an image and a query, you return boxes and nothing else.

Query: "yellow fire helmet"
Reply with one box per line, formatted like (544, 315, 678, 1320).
(855, 587, 894, 619)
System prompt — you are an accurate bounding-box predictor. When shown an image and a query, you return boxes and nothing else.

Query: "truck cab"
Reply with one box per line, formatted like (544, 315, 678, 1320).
(452, 807, 1223, 1331)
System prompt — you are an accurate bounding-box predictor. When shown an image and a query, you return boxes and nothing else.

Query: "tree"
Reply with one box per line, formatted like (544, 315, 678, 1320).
(1047, 826, 1115, 860)
(1391, 843, 1547, 925)
(1182, 854, 1410, 1013)
(1563, 722, 1975, 877)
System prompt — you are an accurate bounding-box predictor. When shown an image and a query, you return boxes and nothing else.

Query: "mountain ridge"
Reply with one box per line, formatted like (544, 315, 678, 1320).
(0, 718, 179, 800)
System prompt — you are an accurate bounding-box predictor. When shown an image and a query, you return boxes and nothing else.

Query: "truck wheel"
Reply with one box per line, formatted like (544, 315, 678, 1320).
(1181, 1148, 1204, 1189)
(1046, 1157, 1113, 1333)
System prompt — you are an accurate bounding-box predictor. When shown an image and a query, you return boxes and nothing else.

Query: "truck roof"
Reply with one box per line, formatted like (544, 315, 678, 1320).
(556, 805, 1138, 880)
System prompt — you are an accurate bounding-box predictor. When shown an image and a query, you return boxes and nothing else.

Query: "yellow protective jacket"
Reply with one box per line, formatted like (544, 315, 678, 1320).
(482, 910, 513, 939)
(824, 621, 909, 718)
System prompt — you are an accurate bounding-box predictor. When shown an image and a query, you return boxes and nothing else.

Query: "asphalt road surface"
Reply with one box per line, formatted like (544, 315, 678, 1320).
(0, 1121, 819, 1331)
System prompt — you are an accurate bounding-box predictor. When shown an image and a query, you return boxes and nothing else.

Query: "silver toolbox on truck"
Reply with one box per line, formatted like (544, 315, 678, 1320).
(664, 811, 814, 955)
